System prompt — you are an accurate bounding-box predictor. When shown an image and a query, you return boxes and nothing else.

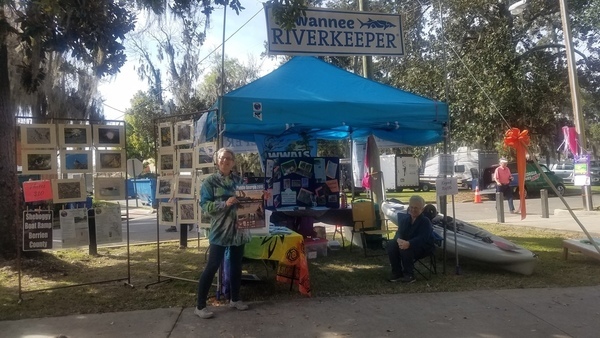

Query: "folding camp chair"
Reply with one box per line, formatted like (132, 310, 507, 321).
(350, 199, 394, 257)
(414, 231, 444, 280)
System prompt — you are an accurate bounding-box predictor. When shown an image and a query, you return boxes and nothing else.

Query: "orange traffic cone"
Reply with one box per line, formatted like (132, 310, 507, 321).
(474, 186, 482, 203)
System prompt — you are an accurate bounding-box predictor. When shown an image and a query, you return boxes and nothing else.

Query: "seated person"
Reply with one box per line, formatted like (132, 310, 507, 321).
(386, 195, 435, 283)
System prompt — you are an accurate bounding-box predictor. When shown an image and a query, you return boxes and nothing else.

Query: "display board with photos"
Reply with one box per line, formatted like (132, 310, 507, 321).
(265, 157, 340, 209)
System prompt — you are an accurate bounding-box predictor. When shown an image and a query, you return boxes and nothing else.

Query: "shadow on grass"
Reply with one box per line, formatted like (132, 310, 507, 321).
(2, 224, 600, 321)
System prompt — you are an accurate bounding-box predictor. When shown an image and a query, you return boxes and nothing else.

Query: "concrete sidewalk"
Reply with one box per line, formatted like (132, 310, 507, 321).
(1, 286, 599, 337)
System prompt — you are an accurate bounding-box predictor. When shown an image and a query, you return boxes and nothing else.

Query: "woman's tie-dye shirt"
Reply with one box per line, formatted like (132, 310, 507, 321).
(199, 171, 251, 246)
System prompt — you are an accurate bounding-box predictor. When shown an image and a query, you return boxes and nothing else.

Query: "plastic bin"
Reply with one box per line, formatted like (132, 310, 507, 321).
(305, 238, 328, 258)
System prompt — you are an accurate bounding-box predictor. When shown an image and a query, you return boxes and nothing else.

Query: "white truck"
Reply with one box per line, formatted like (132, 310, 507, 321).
(419, 147, 498, 190)
(380, 154, 432, 192)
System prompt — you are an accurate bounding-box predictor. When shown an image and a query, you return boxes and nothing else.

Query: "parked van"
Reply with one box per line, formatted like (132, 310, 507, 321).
(480, 161, 565, 198)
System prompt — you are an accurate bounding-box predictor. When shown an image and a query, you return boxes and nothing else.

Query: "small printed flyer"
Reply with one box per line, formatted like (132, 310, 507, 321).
(95, 206, 123, 245)
(60, 209, 90, 248)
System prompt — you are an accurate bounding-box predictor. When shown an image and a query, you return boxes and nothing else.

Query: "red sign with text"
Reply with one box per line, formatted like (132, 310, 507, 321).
(23, 180, 53, 202)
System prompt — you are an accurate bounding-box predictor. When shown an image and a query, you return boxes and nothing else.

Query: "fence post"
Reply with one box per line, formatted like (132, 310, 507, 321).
(540, 189, 549, 218)
(496, 192, 505, 223)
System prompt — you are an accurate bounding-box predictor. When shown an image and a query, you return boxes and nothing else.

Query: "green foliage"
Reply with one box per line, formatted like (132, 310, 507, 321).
(317, 139, 348, 157)
(197, 54, 261, 104)
(322, 0, 600, 159)
(124, 91, 162, 161)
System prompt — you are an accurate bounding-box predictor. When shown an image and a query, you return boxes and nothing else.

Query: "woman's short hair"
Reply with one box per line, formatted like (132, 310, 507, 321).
(215, 147, 235, 163)
(409, 195, 425, 208)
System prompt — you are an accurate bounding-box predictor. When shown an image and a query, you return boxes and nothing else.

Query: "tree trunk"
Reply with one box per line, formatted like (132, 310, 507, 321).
(0, 8, 20, 259)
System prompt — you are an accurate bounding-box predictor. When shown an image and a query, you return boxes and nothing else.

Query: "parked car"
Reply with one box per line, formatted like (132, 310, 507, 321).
(549, 163, 574, 184)
(551, 161, 600, 185)
(480, 161, 565, 199)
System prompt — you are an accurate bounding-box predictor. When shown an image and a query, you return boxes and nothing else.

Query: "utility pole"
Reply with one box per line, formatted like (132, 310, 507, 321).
(559, 0, 592, 210)
(359, 0, 373, 79)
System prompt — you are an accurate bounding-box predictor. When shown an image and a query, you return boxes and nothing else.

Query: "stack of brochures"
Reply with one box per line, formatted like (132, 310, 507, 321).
(269, 226, 293, 235)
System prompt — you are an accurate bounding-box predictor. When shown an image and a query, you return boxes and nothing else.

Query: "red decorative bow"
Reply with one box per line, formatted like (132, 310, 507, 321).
(504, 128, 530, 219)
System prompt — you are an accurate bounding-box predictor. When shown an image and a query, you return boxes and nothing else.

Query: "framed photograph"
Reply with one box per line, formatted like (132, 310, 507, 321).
(158, 147, 176, 174)
(156, 176, 176, 199)
(178, 148, 194, 173)
(178, 200, 197, 223)
(58, 124, 92, 148)
(93, 124, 125, 147)
(281, 159, 297, 176)
(96, 150, 126, 173)
(60, 150, 92, 174)
(52, 178, 86, 204)
(158, 202, 176, 226)
(158, 122, 173, 148)
(175, 175, 194, 199)
(20, 124, 57, 149)
(174, 120, 194, 145)
(94, 177, 125, 201)
(21, 149, 57, 175)
(195, 142, 217, 169)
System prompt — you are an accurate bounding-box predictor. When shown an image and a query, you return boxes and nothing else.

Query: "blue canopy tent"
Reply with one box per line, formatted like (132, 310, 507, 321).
(205, 56, 448, 145)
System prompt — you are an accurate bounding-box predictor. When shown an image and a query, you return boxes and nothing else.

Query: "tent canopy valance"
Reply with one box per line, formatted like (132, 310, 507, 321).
(205, 56, 448, 146)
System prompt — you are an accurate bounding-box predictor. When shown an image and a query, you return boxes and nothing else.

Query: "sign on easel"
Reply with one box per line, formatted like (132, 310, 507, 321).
(435, 177, 458, 196)
(23, 210, 53, 251)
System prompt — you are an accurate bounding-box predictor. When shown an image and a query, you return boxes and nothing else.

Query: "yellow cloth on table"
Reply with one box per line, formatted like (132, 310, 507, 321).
(244, 231, 311, 296)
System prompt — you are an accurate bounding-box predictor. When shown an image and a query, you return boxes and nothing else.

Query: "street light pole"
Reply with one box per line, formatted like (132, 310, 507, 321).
(558, 0, 592, 210)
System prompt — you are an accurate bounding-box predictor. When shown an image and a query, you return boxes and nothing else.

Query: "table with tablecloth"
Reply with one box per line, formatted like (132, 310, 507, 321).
(268, 207, 354, 237)
(244, 230, 311, 296)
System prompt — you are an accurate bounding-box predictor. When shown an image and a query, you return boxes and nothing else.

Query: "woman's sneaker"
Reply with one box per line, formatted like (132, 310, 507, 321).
(194, 307, 214, 319)
(401, 275, 416, 284)
(229, 300, 249, 311)
(388, 275, 403, 282)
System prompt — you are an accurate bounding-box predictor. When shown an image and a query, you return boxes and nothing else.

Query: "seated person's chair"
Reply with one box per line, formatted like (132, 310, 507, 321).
(413, 204, 444, 280)
(350, 199, 393, 257)
(414, 231, 443, 280)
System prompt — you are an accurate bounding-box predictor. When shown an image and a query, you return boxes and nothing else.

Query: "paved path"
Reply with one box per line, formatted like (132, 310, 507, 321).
(1, 286, 599, 337)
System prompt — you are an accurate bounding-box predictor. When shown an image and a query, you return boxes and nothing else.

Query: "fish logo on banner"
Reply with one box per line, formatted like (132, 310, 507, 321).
(253, 102, 263, 121)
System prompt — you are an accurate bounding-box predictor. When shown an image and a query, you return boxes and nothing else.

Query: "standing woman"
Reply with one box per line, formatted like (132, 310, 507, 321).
(195, 147, 251, 319)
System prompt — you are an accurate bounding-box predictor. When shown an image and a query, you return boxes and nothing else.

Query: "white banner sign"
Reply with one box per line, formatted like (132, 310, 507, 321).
(221, 137, 259, 154)
(265, 6, 404, 56)
(438, 154, 455, 176)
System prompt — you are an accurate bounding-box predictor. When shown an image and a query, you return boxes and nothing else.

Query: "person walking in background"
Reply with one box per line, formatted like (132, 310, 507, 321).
(386, 195, 435, 283)
(195, 147, 251, 319)
(494, 158, 516, 213)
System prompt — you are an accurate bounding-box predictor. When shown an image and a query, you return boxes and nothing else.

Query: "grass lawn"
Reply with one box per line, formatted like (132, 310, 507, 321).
(2, 222, 600, 321)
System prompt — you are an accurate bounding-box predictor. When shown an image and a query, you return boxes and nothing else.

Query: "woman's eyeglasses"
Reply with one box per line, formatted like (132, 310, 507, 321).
(219, 156, 234, 162)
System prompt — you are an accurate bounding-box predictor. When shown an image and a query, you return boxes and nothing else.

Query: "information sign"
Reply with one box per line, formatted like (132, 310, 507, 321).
(22, 210, 53, 251)
(22, 180, 53, 202)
